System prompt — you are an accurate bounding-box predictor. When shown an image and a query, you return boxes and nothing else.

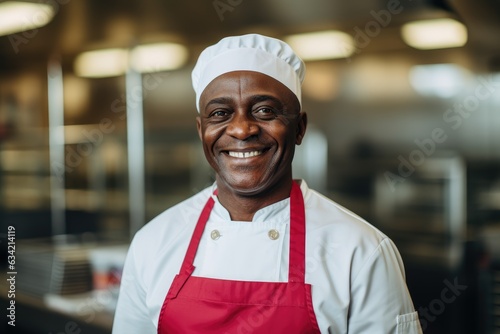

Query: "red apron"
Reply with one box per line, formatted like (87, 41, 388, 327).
(157, 181, 321, 333)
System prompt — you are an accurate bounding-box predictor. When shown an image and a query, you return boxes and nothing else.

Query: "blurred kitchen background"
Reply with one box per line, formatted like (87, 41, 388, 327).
(0, 0, 499, 333)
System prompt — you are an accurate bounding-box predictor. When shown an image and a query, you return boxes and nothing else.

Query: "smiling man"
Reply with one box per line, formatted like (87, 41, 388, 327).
(113, 34, 423, 333)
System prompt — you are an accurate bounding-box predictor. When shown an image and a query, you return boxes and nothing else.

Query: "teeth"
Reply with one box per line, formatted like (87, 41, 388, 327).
(228, 151, 262, 158)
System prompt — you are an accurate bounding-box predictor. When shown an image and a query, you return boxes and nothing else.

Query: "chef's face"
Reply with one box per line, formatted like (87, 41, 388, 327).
(197, 71, 306, 196)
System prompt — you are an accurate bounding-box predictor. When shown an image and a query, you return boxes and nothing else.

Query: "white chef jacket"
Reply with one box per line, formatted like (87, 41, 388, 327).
(112, 180, 422, 333)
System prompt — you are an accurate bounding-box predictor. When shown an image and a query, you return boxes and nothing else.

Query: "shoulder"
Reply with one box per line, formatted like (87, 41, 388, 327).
(302, 182, 386, 247)
(130, 186, 212, 255)
(124, 187, 213, 287)
(301, 181, 400, 280)
(143, 187, 211, 232)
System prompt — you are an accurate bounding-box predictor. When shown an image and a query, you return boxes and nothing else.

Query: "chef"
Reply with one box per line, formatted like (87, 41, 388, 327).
(112, 33, 423, 333)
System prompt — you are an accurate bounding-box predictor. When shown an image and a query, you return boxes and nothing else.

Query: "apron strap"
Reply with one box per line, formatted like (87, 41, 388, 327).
(288, 181, 306, 283)
(178, 193, 215, 273)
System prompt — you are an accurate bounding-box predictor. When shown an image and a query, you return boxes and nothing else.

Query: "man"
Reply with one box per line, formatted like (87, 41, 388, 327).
(112, 33, 423, 333)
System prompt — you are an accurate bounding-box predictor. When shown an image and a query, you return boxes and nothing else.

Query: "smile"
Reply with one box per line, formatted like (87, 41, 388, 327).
(227, 150, 263, 158)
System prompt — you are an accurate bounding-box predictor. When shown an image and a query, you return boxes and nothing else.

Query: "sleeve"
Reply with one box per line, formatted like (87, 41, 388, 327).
(112, 237, 156, 334)
(348, 238, 423, 334)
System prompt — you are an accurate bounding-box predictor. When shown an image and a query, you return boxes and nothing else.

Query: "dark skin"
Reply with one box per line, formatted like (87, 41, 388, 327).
(196, 70, 307, 221)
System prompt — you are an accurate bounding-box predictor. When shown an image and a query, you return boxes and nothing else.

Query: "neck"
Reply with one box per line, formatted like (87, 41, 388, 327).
(215, 179, 293, 221)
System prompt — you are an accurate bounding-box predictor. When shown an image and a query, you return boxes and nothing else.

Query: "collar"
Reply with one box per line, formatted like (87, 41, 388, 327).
(209, 179, 309, 223)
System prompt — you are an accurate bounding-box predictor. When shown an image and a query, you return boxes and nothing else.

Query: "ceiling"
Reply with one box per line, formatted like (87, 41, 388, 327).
(0, 0, 500, 73)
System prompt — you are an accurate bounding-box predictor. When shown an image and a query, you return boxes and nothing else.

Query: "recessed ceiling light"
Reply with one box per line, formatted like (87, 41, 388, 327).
(0, 1, 55, 36)
(74, 43, 189, 78)
(130, 43, 188, 73)
(74, 48, 129, 78)
(401, 18, 467, 50)
(285, 30, 355, 61)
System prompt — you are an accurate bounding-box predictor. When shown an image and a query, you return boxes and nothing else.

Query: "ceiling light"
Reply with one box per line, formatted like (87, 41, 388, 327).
(284, 30, 355, 61)
(131, 43, 188, 73)
(401, 18, 467, 50)
(74, 43, 188, 78)
(74, 48, 128, 78)
(0, 1, 55, 36)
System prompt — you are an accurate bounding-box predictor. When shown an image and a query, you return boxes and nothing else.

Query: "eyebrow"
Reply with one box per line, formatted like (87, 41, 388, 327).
(204, 94, 285, 110)
(205, 97, 233, 109)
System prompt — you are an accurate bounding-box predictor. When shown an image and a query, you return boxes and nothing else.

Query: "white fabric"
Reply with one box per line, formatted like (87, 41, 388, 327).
(112, 180, 423, 334)
(191, 34, 305, 112)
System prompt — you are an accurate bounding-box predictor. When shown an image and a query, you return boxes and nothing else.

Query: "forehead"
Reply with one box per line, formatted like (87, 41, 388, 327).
(199, 71, 299, 110)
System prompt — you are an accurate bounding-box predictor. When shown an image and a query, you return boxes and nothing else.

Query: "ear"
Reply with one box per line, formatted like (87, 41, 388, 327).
(295, 111, 307, 145)
(196, 116, 202, 141)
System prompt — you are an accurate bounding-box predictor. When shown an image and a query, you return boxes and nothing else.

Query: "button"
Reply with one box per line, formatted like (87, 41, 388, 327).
(268, 229, 279, 240)
(210, 230, 221, 240)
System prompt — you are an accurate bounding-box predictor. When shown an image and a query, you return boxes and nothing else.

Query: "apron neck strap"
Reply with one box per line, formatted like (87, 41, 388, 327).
(288, 181, 306, 283)
(178, 194, 215, 275)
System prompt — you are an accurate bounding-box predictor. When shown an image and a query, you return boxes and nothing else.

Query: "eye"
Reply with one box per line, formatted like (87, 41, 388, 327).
(253, 107, 277, 120)
(209, 109, 230, 118)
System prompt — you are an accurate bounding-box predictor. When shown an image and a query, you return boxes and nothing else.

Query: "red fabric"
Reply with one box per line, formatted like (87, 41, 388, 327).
(158, 181, 321, 333)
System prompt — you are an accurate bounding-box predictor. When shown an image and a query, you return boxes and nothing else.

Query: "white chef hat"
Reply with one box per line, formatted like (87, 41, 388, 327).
(191, 33, 305, 112)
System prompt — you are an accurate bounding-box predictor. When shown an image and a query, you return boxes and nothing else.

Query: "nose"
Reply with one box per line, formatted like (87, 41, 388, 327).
(225, 111, 259, 140)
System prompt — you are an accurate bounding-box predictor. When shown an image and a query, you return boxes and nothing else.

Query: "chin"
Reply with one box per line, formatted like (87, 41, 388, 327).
(217, 173, 283, 197)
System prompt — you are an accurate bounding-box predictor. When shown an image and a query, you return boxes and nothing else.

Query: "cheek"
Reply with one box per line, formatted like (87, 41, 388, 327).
(269, 125, 296, 148)
(201, 126, 223, 152)
(200, 124, 215, 141)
